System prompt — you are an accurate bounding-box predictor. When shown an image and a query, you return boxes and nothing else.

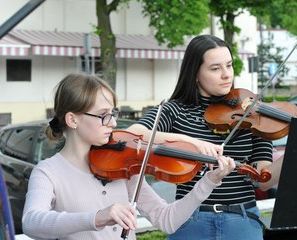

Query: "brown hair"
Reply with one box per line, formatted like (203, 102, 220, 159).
(46, 73, 116, 140)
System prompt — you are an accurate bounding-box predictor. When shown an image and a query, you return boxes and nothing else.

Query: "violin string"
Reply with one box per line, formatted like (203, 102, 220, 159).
(222, 43, 297, 148)
(154, 145, 217, 164)
(258, 103, 292, 122)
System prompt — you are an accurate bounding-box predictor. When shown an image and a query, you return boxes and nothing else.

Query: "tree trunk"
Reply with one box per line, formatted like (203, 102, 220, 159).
(96, 0, 117, 90)
(223, 12, 235, 47)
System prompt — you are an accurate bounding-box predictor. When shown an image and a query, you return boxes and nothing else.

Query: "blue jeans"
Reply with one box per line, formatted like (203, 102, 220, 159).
(168, 206, 263, 240)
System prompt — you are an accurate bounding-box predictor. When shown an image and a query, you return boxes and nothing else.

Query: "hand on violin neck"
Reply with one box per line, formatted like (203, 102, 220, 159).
(207, 156, 235, 184)
(189, 137, 223, 157)
(95, 203, 137, 230)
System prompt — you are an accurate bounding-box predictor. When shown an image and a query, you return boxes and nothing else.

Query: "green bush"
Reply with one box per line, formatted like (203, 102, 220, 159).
(137, 230, 167, 240)
(262, 96, 290, 102)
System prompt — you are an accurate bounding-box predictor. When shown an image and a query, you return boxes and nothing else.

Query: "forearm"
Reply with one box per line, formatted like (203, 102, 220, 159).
(135, 172, 220, 234)
(23, 209, 96, 239)
(258, 158, 283, 191)
(126, 124, 192, 143)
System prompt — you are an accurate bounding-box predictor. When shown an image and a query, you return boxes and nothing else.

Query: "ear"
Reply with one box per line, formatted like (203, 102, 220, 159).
(65, 112, 77, 129)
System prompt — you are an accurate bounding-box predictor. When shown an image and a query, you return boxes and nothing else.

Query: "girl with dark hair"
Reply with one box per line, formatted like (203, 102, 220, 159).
(22, 73, 234, 240)
(127, 35, 280, 240)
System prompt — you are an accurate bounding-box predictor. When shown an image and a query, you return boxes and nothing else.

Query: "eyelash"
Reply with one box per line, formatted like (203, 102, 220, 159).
(211, 64, 233, 71)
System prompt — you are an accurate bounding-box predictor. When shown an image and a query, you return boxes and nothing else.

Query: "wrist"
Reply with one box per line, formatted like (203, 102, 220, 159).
(205, 171, 222, 186)
(95, 209, 111, 228)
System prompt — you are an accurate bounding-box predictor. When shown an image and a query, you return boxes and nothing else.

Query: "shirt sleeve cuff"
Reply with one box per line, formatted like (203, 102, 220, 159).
(204, 171, 222, 187)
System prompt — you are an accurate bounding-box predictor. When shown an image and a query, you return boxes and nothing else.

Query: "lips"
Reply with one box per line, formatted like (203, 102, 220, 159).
(220, 82, 232, 87)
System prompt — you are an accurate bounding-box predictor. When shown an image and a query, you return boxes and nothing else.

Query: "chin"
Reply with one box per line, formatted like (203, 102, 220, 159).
(220, 88, 231, 96)
(101, 138, 110, 145)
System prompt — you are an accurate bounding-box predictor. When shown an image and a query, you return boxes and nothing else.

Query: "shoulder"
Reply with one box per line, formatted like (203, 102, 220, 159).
(164, 100, 198, 114)
(33, 153, 64, 177)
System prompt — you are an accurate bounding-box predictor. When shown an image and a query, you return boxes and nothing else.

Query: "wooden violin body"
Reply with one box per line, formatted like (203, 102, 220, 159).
(89, 130, 271, 183)
(204, 88, 297, 140)
(89, 130, 202, 184)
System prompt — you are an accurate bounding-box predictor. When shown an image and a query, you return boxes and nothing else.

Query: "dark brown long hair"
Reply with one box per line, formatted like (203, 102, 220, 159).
(170, 35, 232, 105)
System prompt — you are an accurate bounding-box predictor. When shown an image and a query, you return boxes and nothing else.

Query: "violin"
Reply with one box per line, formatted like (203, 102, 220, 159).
(89, 130, 271, 184)
(204, 88, 297, 140)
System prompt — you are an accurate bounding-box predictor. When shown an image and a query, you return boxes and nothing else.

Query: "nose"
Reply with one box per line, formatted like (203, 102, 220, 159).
(222, 66, 233, 79)
(109, 116, 117, 128)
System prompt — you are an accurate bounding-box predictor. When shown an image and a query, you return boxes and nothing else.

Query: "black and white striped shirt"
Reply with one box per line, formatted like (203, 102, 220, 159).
(138, 98, 273, 205)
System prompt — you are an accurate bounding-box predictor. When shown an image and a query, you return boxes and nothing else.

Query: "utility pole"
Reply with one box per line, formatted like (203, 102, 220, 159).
(258, 17, 264, 88)
(83, 33, 92, 74)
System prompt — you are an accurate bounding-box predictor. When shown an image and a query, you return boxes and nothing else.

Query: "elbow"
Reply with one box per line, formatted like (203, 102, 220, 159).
(258, 181, 277, 192)
(22, 215, 32, 237)
(258, 182, 270, 192)
(22, 212, 40, 239)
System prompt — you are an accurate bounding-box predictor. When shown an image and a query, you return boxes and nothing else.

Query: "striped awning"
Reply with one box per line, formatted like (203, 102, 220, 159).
(5, 29, 185, 59)
(0, 35, 30, 56)
(1, 29, 253, 60)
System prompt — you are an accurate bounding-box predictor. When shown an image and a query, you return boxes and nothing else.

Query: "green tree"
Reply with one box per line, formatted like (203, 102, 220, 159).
(255, 0, 297, 35)
(257, 32, 289, 88)
(208, 0, 273, 75)
(95, 0, 209, 90)
(139, 0, 209, 48)
(95, 0, 126, 90)
(251, 0, 296, 89)
(95, 0, 296, 90)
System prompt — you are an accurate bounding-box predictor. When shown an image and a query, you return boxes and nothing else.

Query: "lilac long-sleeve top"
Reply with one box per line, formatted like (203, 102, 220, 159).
(22, 153, 220, 240)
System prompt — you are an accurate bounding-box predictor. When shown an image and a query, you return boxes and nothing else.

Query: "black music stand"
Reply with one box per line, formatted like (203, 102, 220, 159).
(264, 117, 297, 240)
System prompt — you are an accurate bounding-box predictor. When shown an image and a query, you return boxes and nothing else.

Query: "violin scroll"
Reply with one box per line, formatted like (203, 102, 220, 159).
(237, 164, 271, 183)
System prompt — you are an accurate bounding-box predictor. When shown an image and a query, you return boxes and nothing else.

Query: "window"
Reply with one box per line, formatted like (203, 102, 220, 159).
(33, 131, 64, 163)
(4, 128, 36, 162)
(0, 130, 11, 152)
(0, 113, 11, 127)
(6, 59, 31, 82)
(80, 56, 102, 76)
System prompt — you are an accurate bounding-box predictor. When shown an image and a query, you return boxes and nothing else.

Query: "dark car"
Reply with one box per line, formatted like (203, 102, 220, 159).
(0, 118, 136, 233)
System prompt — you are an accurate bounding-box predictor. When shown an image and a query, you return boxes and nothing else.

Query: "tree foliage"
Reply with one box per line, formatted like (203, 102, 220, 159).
(253, 0, 297, 35)
(139, 0, 209, 48)
(257, 32, 289, 88)
(209, 0, 270, 76)
(95, 0, 297, 90)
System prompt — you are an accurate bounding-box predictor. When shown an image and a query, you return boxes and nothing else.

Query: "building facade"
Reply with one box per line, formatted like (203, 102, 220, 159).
(0, 0, 258, 124)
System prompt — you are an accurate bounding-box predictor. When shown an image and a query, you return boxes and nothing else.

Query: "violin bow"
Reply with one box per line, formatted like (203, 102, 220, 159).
(121, 99, 166, 240)
(222, 43, 297, 147)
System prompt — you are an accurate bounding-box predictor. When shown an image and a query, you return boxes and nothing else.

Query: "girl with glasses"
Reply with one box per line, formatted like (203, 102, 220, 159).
(22, 73, 235, 240)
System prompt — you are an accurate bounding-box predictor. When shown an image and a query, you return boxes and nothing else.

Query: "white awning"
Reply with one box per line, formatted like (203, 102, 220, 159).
(0, 35, 30, 56)
(1, 29, 254, 60)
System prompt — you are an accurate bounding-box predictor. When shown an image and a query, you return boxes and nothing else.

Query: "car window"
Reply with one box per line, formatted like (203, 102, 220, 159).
(0, 130, 11, 152)
(3, 128, 36, 162)
(33, 133, 65, 164)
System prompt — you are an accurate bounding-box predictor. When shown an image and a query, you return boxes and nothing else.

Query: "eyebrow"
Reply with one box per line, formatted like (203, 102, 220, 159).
(209, 60, 233, 67)
(96, 107, 118, 113)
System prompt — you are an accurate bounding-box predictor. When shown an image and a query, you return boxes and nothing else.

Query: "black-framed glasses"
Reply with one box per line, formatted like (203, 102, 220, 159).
(83, 109, 119, 126)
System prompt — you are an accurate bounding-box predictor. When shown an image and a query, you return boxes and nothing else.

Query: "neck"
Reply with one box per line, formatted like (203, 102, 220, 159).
(60, 140, 91, 173)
